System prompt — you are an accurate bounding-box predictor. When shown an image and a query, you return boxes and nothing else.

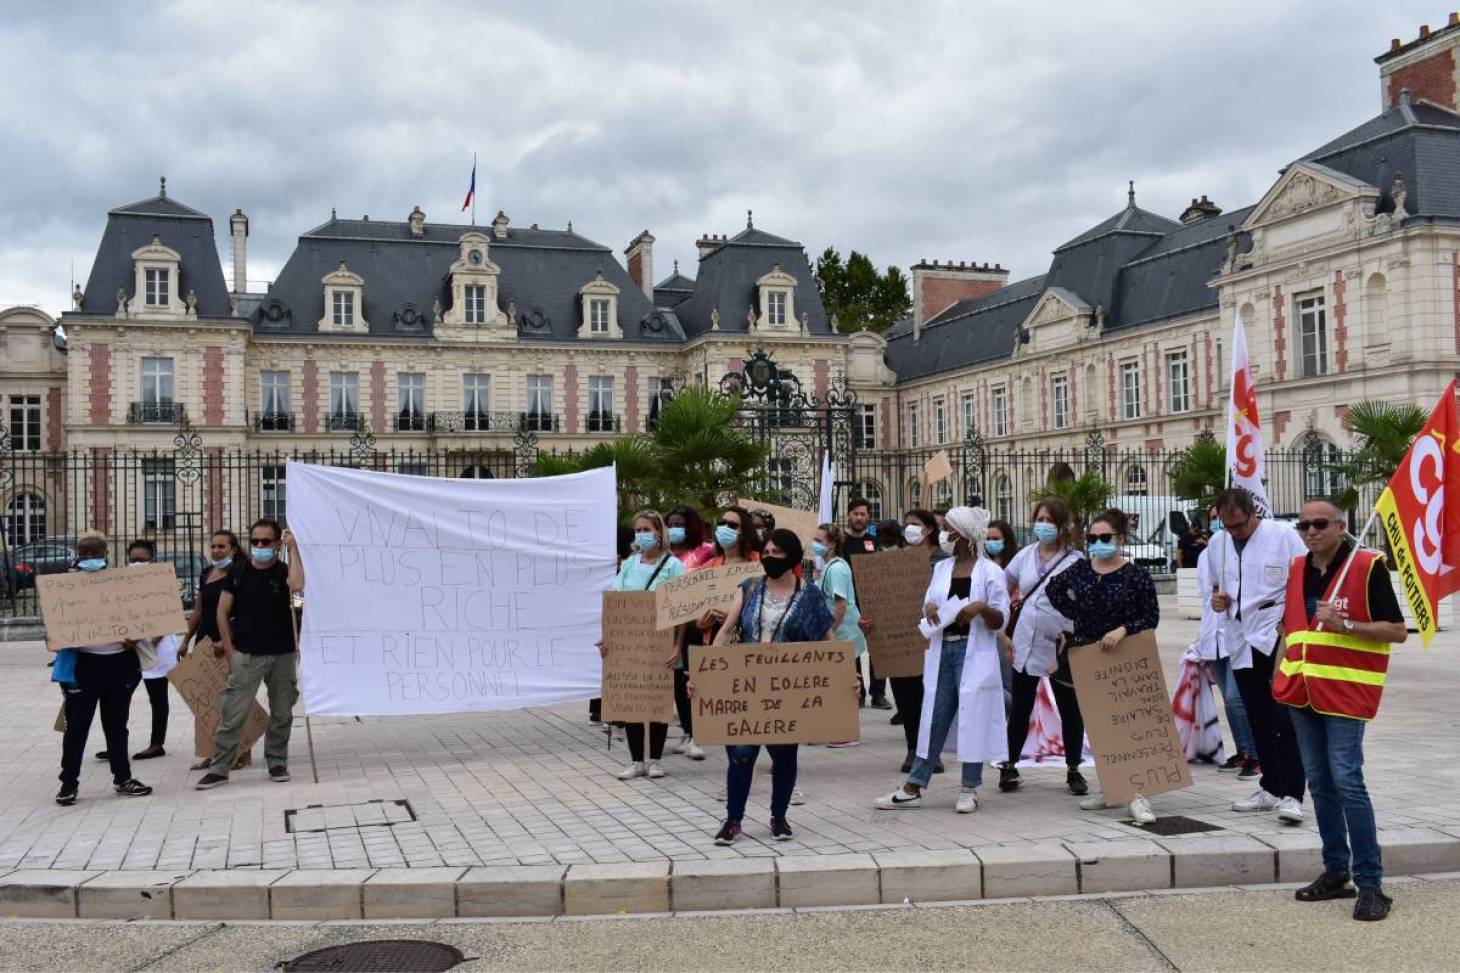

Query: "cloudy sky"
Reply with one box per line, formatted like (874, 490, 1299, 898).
(0, 1, 1440, 315)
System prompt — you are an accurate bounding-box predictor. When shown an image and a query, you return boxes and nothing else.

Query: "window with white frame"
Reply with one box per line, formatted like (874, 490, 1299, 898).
(588, 376, 615, 432)
(329, 372, 358, 429)
(3, 492, 46, 545)
(526, 374, 553, 431)
(1121, 361, 1141, 419)
(1304, 439, 1343, 499)
(856, 404, 876, 449)
(144, 268, 169, 306)
(141, 357, 174, 405)
(259, 371, 289, 430)
(850, 481, 883, 520)
(768, 458, 795, 502)
(1167, 351, 1191, 413)
(398, 373, 426, 431)
(908, 402, 921, 448)
(995, 474, 1014, 522)
(1125, 464, 1149, 497)
(589, 298, 611, 334)
(647, 377, 673, 429)
(143, 457, 176, 530)
(8, 395, 41, 452)
(260, 465, 286, 522)
(1298, 292, 1328, 377)
(464, 285, 486, 325)
(463, 374, 491, 429)
(1051, 375, 1069, 430)
(933, 398, 947, 443)
(767, 290, 787, 327)
(992, 386, 1008, 436)
(333, 290, 355, 327)
(960, 392, 977, 436)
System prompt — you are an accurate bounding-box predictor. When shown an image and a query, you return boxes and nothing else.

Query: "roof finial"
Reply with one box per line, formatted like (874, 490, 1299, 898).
(1127, 180, 1135, 208)
(567, 219, 573, 231)
(673, 259, 679, 274)
(331, 206, 337, 219)
(159, 176, 167, 198)
(747, 208, 754, 229)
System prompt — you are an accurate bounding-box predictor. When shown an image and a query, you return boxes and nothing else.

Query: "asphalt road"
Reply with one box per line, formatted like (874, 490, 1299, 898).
(3, 877, 1459, 972)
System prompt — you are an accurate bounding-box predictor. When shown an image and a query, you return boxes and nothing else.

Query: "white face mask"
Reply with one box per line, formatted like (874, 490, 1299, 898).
(938, 531, 958, 556)
(903, 524, 924, 545)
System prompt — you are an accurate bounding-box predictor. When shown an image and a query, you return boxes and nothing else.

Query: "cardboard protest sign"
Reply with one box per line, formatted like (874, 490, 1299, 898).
(692, 640, 860, 745)
(854, 545, 933, 678)
(923, 450, 953, 487)
(168, 638, 268, 759)
(37, 563, 187, 653)
(600, 591, 676, 724)
(733, 499, 819, 553)
(1068, 629, 1190, 805)
(653, 560, 764, 630)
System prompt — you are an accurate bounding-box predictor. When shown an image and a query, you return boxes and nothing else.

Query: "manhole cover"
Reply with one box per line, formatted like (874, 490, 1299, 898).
(1124, 814, 1223, 836)
(279, 939, 465, 972)
(285, 799, 416, 834)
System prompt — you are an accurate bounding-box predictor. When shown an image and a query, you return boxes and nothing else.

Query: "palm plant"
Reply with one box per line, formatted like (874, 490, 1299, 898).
(1030, 469, 1113, 542)
(1334, 400, 1428, 510)
(1170, 439, 1228, 508)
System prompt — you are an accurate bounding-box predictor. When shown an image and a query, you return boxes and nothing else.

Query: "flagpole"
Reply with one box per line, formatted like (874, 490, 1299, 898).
(471, 152, 477, 227)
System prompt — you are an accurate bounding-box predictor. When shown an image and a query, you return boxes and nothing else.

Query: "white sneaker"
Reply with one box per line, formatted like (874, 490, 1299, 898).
(646, 761, 667, 779)
(684, 738, 706, 760)
(1275, 795, 1304, 823)
(1233, 789, 1281, 812)
(874, 787, 922, 810)
(1078, 796, 1108, 811)
(1128, 795, 1156, 824)
(826, 741, 861, 748)
(616, 761, 645, 780)
(790, 786, 806, 806)
(955, 788, 979, 814)
(670, 736, 688, 755)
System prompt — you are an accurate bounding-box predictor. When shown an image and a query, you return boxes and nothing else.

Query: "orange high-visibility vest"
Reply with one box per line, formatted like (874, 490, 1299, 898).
(1273, 548, 1390, 721)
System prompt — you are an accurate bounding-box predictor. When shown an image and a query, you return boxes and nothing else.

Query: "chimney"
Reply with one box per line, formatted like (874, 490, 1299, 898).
(1376, 14, 1460, 111)
(910, 259, 1010, 337)
(696, 233, 725, 259)
(408, 205, 425, 237)
(491, 210, 510, 240)
(1179, 194, 1223, 224)
(229, 208, 249, 294)
(625, 230, 655, 299)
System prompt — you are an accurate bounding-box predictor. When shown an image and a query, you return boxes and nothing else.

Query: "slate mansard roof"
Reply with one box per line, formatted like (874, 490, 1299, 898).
(670, 225, 835, 338)
(79, 192, 234, 318)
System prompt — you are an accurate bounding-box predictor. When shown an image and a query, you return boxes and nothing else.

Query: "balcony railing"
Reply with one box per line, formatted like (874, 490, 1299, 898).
(128, 401, 186, 425)
(520, 412, 561, 433)
(427, 411, 564, 434)
(396, 412, 427, 432)
(326, 411, 363, 432)
(251, 411, 294, 432)
(585, 412, 622, 434)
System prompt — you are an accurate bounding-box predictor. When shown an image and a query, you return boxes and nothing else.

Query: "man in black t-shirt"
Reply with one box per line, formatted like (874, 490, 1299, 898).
(839, 496, 889, 707)
(195, 517, 306, 789)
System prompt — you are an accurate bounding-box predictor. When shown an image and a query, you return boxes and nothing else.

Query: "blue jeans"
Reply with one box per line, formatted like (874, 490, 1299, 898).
(907, 636, 984, 790)
(1289, 706, 1381, 889)
(1210, 655, 1257, 757)
(725, 744, 798, 822)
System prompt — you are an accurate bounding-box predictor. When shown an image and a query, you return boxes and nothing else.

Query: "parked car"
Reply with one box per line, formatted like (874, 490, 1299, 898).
(6, 539, 78, 590)
(158, 550, 208, 609)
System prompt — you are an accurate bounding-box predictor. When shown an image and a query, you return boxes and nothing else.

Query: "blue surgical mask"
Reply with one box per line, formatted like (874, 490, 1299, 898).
(811, 540, 829, 558)
(667, 526, 687, 545)
(1088, 539, 1118, 560)
(211, 557, 233, 570)
(984, 540, 1005, 556)
(77, 558, 107, 572)
(714, 524, 740, 549)
(1032, 522, 1059, 545)
(634, 531, 658, 552)
(1209, 519, 1222, 533)
(251, 547, 276, 563)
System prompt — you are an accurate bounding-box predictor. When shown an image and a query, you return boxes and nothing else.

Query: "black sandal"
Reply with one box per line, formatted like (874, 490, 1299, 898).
(1295, 872, 1356, 902)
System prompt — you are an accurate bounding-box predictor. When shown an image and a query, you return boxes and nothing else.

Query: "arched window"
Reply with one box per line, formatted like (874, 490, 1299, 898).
(995, 474, 1014, 522)
(4, 492, 46, 546)
(459, 465, 495, 479)
(908, 479, 923, 509)
(1048, 461, 1075, 484)
(1125, 464, 1149, 497)
(933, 477, 953, 509)
(1304, 438, 1342, 500)
(848, 480, 883, 520)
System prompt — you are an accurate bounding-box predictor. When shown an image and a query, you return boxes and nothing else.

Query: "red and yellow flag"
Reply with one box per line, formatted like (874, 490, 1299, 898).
(1375, 380, 1460, 645)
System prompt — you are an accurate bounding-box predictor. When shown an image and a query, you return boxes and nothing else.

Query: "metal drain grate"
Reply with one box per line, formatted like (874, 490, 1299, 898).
(279, 939, 465, 972)
(1124, 814, 1224, 836)
(284, 799, 416, 834)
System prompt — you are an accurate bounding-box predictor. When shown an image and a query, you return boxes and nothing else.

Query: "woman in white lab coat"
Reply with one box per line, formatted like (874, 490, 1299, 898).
(874, 506, 1009, 813)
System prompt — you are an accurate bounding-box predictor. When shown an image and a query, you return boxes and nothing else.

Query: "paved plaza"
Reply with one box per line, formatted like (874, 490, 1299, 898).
(4, 598, 1459, 880)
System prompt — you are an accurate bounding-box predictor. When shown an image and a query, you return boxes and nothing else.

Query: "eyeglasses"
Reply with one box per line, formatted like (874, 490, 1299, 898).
(1086, 532, 1117, 544)
(1295, 518, 1336, 532)
(249, 537, 276, 546)
(716, 519, 740, 529)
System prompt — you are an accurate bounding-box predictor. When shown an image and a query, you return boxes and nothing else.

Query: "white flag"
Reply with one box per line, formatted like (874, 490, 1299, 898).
(818, 450, 835, 524)
(1224, 309, 1271, 516)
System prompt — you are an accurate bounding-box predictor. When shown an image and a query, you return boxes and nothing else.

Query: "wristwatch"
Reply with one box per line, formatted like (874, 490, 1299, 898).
(1341, 618, 1355, 632)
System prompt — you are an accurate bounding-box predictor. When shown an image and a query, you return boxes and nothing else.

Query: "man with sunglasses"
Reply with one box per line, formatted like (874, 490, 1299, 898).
(1207, 487, 1307, 823)
(195, 517, 305, 790)
(1273, 499, 1406, 921)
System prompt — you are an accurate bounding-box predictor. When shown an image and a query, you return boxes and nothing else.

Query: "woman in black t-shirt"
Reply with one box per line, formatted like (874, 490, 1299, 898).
(186, 530, 242, 652)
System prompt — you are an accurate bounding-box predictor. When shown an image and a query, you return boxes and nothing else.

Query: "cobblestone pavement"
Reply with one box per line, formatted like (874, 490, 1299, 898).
(4, 599, 1458, 872)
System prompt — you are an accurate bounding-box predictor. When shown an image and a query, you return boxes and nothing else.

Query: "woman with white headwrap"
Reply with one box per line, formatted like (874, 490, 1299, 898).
(874, 506, 1009, 813)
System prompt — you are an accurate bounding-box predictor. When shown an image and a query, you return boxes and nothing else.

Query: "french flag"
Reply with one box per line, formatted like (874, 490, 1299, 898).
(460, 158, 476, 212)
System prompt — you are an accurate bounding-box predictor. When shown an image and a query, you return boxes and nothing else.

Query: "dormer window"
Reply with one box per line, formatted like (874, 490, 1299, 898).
(465, 285, 486, 325)
(128, 234, 185, 319)
(440, 232, 506, 333)
(753, 263, 797, 333)
(145, 268, 169, 307)
(577, 271, 621, 339)
(319, 260, 368, 333)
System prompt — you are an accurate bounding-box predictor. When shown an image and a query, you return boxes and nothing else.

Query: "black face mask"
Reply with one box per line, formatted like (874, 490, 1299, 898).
(761, 554, 795, 580)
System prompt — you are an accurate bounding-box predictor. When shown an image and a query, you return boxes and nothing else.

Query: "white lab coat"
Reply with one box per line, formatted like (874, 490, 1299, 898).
(1208, 519, 1306, 669)
(916, 556, 1010, 765)
(1004, 544, 1083, 675)
(1193, 547, 1225, 662)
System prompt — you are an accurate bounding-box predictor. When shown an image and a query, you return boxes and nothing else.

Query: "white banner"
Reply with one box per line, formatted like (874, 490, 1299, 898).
(287, 461, 616, 716)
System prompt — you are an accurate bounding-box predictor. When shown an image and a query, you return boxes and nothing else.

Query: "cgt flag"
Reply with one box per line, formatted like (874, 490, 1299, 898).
(1375, 380, 1460, 646)
(1225, 309, 1271, 515)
